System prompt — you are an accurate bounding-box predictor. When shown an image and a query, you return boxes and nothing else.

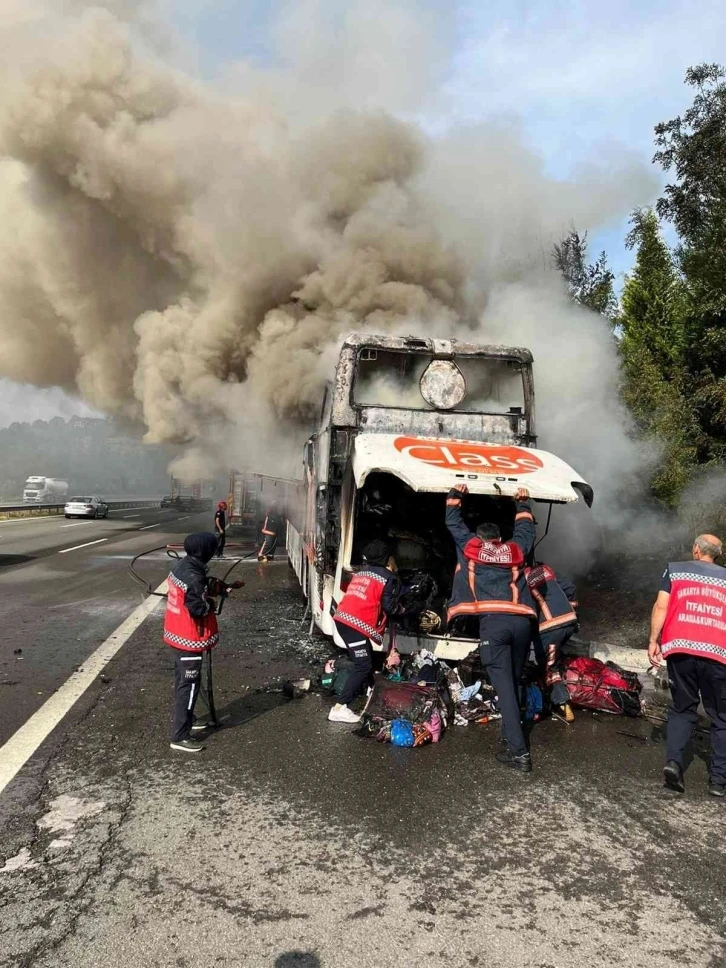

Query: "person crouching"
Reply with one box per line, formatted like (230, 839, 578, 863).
(164, 532, 221, 753)
(328, 539, 401, 724)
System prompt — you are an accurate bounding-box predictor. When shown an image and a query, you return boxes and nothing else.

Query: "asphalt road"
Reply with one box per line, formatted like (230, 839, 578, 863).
(0, 505, 222, 746)
(0, 541, 725, 968)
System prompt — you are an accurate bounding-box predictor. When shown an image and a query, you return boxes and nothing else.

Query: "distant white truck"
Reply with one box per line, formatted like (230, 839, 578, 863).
(22, 476, 69, 503)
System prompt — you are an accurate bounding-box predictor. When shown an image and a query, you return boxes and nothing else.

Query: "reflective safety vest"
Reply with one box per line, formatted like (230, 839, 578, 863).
(163, 571, 219, 652)
(334, 567, 394, 645)
(661, 560, 726, 666)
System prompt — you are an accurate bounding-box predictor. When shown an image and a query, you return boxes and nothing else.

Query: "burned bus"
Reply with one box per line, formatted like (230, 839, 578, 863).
(286, 334, 593, 660)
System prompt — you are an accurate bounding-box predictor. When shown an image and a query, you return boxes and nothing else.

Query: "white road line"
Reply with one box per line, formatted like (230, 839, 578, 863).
(108, 506, 159, 512)
(122, 514, 141, 519)
(139, 523, 161, 531)
(60, 523, 87, 528)
(0, 581, 167, 797)
(58, 538, 108, 554)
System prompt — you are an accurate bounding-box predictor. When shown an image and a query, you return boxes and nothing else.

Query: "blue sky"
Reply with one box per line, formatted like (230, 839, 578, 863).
(445, 0, 726, 276)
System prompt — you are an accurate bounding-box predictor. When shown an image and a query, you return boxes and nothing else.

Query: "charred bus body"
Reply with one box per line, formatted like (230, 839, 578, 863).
(287, 334, 593, 660)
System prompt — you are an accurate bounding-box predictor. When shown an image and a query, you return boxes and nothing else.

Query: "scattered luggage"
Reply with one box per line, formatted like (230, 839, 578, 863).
(321, 655, 356, 699)
(358, 672, 453, 746)
(562, 656, 642, 716)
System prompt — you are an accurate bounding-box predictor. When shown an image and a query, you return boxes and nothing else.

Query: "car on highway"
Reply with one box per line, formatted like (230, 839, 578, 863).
(64, 496, 109, 519)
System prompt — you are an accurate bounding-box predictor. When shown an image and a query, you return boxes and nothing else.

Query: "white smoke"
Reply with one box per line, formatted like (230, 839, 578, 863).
(0, 0, 660, 558)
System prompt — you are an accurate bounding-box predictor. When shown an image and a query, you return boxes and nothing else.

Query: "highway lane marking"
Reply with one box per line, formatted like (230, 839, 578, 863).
(107, 507, 160, 512)
(58, 539, 108, 554)
(0, 580, 167, 798)
(60, 523, 87, 528)
(0, 506, 160, 526)
(122, 514, 141, 519)
(139, 523, 161, 531)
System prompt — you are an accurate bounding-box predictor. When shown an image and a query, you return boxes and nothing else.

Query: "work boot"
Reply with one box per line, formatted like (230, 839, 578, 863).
(663, 759, 685, 793)
(328, 703, 360, 724)
(495, 750, 532, 773)
(170, 738, 205, 753)
(708, 780, 726, 798)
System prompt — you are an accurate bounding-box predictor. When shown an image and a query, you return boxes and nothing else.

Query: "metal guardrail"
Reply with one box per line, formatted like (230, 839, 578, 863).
(0, 499, 162, 520)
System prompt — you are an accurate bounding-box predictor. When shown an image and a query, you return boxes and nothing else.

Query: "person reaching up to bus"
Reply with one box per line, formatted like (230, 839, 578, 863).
(258, 502, 281, 562)
(446, 484, 537, 772)
(328, 539, 401, 724)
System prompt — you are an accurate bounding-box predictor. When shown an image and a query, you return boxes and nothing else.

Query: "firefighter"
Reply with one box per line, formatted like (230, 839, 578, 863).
(328, 539, 401, 724)
(214, 500, 227, 558)
(526, 563, 578, 720)
(258, 502, 281, 562)
(649, 534, 726, 796)
(445, 484, 537, 772)
(163, 532, 237, 753)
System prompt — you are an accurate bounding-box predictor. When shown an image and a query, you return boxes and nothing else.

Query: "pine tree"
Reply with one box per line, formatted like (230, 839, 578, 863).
(654, 64, 726, 462)
(619, 208, 698, 504)
(552, 228, 618, 321)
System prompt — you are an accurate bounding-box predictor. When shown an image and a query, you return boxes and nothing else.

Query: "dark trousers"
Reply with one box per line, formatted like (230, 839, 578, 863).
(535, 623, 576, 706)
(171, 650, 204, 742)
(666, 653, 726, 784)
(334, 620, 374, 706)
(258, 532, 278, 559)
(216, 532, 226, 557)
(479, 615, 534, 757)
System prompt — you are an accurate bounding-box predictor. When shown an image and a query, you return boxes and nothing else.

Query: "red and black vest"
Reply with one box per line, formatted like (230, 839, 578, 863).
(163, 570, 219, 652)
(661, 560, 726, 666)
(334, 567, 392, 644)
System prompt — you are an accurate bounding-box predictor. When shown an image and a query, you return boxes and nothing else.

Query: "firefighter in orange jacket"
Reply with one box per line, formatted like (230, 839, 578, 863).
(525, 563, 578, 720)
(164, 532, 231, 753)
(446, 484, 537, 772)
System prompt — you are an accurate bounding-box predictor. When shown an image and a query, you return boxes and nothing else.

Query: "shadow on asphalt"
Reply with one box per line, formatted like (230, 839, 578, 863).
(0, 554, 34, 568)
(214, 690, 289, 730)
(274, 954, 321, 968)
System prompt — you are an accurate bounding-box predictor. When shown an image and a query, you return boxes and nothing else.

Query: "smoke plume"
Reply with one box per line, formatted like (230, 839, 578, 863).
(0, 0, 659, 563)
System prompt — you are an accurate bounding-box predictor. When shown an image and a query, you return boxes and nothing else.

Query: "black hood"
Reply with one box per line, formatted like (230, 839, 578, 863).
(183, 532, 219, 564)
(361, 539, 391, 567)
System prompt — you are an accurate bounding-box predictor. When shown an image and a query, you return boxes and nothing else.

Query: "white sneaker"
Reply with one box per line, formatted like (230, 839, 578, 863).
(328, 703, 360, 724)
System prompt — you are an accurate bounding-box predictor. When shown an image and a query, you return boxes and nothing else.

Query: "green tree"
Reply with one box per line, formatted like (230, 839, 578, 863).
(552, 228, 618, 320)
(621, 209, 686, 380)
(619, 208, 697, 504)
(654, 64, 726, 460)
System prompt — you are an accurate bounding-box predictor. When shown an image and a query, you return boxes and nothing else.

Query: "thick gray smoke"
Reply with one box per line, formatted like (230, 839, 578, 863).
(0, 0, 659, 564)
